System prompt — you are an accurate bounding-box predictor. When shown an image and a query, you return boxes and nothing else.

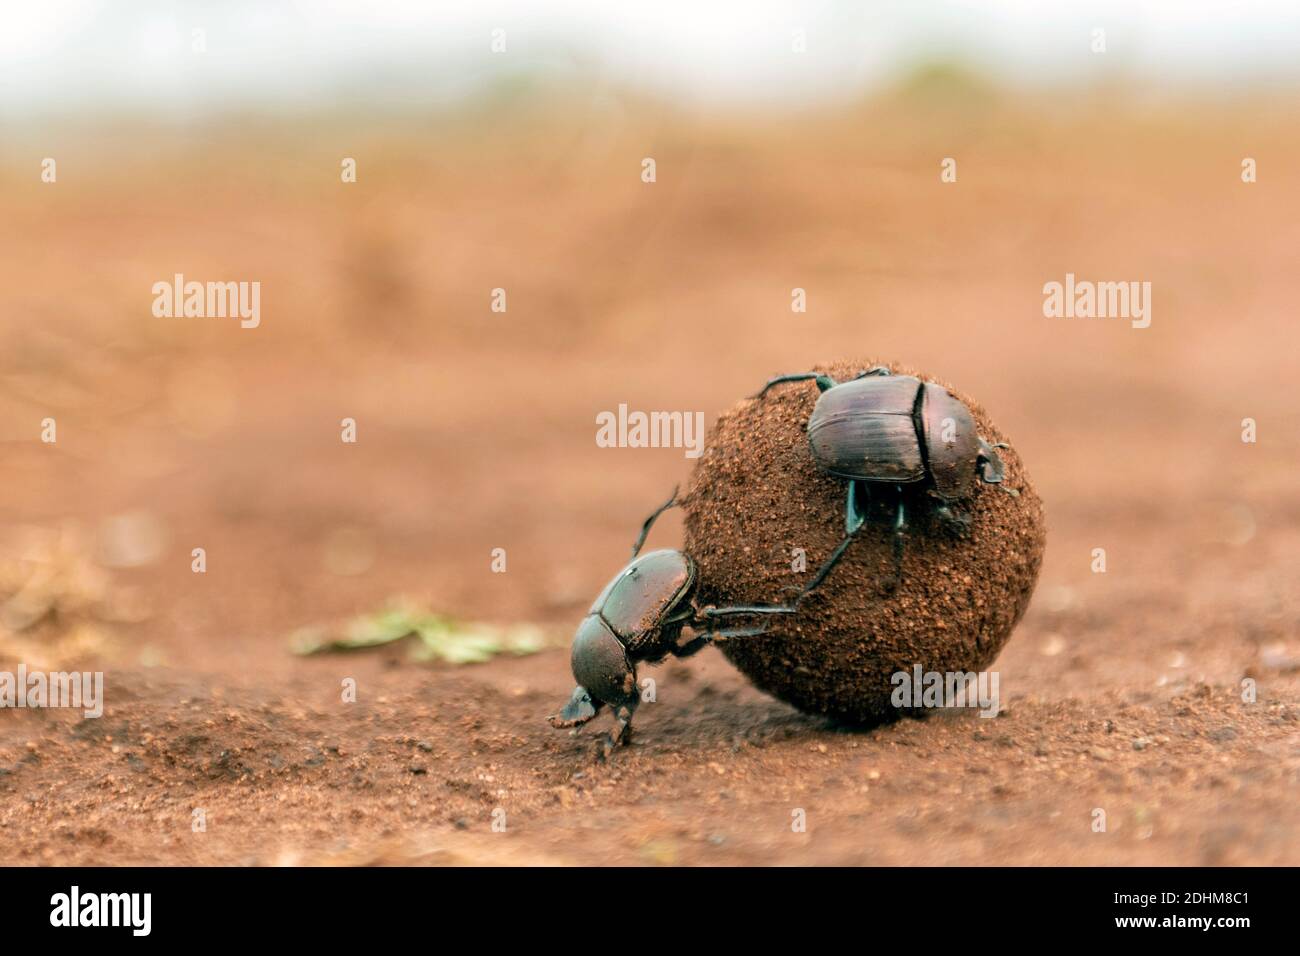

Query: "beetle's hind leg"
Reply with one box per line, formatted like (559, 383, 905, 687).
(669, 602, 798, 657)
(631, 485, 680, 558)
(694, 603, 799, 624)
(706, 623, 778, 640)
(675, 606, 794, 654)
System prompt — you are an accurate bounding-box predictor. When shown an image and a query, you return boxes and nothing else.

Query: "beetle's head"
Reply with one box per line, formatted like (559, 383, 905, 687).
(976, 437, 1007, 484)
(548, 613, 637, 729)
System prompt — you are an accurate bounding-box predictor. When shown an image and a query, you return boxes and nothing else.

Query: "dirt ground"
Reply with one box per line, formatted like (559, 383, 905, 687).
(1, 87, 1298, 865)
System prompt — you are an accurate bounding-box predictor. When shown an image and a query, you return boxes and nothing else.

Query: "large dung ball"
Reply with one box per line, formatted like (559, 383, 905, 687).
(684, 361, 1045, 723)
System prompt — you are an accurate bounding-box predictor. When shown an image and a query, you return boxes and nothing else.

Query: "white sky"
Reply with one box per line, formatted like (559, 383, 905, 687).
(3, 1, 1300, 118)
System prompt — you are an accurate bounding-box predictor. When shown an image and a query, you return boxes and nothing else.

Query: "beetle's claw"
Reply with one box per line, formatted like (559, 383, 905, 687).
(597, 727, 632, 762)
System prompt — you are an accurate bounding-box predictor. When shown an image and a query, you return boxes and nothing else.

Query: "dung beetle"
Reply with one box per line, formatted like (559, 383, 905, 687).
(549, 489, 799, 759)
(753, 366, 1015, 592)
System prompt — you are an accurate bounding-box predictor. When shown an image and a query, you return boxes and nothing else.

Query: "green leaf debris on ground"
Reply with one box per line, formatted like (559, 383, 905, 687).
(291, 603, 547, 665)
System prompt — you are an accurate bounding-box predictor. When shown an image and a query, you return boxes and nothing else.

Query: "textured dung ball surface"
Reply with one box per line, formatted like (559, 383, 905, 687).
(684, 361, 1045, 723)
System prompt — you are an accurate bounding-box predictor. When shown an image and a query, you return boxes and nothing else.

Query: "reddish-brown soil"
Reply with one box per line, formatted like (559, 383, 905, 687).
(1, 95, 1297, 865)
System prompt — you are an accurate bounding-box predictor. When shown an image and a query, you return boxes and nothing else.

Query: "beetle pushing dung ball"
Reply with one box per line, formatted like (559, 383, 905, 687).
(548, 490, 801, 759)
(551, 360, 1045, 754)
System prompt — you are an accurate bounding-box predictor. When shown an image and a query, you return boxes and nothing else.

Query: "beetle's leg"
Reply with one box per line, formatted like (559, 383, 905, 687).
(752, 372, 838, 399)
(677, 617, 783, 653)
(670, 634, 714, 657)
(681, 604, 798, 641)
(846, 479, 867, 534)
(676, 601, 796, 652)
(696, 603, 799, 620)
(663, 609, 710, 657)
(788, 482, 868, 599)
(671, 626, 755, 658)
(599, 702, 637, 761)
(631, 485, 679, 558)
(707, 624, 776, 640)
(678, 603, 799, 652)
(548, 686, 604, 729)
(797, 529, 858, 598)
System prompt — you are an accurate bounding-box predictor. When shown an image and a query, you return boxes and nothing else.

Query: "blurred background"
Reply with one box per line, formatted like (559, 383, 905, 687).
(1, 2, 1297, 865)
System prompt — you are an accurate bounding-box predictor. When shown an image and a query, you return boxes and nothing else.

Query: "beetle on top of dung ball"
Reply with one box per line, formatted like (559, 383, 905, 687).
(750, 365, 1019, 593)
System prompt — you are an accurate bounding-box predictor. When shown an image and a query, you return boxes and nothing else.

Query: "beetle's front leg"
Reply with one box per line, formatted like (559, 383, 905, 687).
(599, 702, 637, 761)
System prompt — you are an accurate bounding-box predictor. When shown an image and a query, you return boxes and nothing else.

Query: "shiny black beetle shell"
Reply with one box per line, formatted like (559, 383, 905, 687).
(570, 549, 697, 707)
(807, 374, 981, 501)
